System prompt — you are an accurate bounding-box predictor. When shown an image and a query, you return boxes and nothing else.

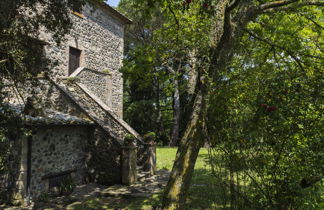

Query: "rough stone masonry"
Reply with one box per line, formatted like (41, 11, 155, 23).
(40, 2, 127, 118)
(1, 1, 142, 205)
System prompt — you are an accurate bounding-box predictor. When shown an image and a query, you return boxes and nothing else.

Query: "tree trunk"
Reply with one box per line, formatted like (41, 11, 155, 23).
(170, 77, 180, 146)
(162, 87, 206, 209)
(162, 1, 232, 209)
(187, 50, 198, 96)
(155, 77, 165, 143)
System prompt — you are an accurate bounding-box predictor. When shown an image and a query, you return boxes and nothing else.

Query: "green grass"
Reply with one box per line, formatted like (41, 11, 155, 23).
(156, 147, 211, 171)
(156, 147, 220, 209)
(143, 147, 225, 209)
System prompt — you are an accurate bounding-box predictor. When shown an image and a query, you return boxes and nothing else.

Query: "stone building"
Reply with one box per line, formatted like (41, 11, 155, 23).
(1, 1, 143, 204)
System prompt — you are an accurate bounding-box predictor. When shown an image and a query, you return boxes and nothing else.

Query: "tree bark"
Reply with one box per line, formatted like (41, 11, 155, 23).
(155, 76, 165, 142)
(162, 86, 206, 209)
(170, 77, 180, 146)
(187, 50, 198, 96)
(161, 1, 234, 209)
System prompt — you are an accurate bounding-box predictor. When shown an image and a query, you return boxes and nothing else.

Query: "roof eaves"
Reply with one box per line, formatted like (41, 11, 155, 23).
(91, 0, 132, 25)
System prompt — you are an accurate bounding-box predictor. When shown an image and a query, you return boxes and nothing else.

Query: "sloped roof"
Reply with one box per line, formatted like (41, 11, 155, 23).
(6, 103, 94, 126)
(24, 111, 95, 126)
(91, 0, 132, 24)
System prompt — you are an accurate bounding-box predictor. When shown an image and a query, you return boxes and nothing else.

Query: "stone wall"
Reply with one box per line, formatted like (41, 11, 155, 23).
(1, 2, 139, 202)
(28, 125, 91, 198)
(86, 128, 122, 185)
(40, 2, 125, 118)
(77, 68, 112, 108)
(60, 81, 139, 141)
(1, 123, 124, 202)
(6, 79, 88, 120)
(0, 133, 22, 204)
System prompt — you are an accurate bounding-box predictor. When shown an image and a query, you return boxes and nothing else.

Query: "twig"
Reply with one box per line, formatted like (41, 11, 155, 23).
(244, 29, 306, 72)
(0, 59, 8, 64)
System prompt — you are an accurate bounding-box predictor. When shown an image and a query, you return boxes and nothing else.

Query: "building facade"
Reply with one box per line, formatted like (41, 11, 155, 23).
(1, 1, 142, 204)
(41, 1, 131, 118)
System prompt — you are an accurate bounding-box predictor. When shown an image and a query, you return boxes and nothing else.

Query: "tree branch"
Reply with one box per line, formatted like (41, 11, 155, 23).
(228, 0, 241, 12)
(259, 0, 298, 11)
(244, 29, 308, 72)
(302, 15, 324, 30)
(0, 59, 8, 64)
(261, 1, 324, 13)
(167, 0, 180, 42)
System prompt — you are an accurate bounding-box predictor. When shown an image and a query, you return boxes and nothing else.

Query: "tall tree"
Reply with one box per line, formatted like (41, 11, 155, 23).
(118, 0, 169, 141)
(160, 1, 323, 209)
(206, 7, 323, 207)
(119, 0, 211, 145)
(119, 0, 322, 208)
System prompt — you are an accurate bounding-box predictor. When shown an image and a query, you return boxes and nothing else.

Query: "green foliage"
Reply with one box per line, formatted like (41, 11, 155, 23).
(144, 132, 156, 138)
(119, 0, 212, 144)
(0, 100, 23, 177)
(205, 6, 324, 209)
(120, 0, 323, 208)
(65, 76, 80, 84)
(143, 132, 156, 143)
(124, 134, 136, 146)
(124, 134, 136, 140)
(59, 176, 75, 196)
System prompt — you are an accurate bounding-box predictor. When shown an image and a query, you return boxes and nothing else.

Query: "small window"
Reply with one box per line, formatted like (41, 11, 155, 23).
(68, 47, 81, 75)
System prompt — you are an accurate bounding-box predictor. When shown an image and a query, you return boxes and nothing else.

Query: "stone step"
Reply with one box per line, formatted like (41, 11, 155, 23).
(100, 185, 151, 198)
(138, 171, 152, 181)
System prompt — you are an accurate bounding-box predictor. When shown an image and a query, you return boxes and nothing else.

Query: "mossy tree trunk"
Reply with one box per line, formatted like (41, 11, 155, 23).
(161, 1, 233, 209)
(162, 87, 206, 209)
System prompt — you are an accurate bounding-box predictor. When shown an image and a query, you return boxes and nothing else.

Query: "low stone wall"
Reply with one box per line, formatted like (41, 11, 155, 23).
(28, 125, 91, 198)
(59, 80, 138, 141)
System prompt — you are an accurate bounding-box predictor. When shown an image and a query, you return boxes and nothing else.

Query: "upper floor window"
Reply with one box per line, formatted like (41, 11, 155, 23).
(68, 47, 81, 75)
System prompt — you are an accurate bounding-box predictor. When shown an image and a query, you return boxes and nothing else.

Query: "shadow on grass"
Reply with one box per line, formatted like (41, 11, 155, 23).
(187, 168, 232, 210)
(66, 194, 162, 210)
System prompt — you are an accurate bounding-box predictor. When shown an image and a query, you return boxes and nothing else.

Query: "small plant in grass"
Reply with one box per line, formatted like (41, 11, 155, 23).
(143, 132, 156, 143)
(59, 176, 75, 196)
(124, 134, 136, 146)
(103, 69, 110, 74)
(65, 76, 80, 84)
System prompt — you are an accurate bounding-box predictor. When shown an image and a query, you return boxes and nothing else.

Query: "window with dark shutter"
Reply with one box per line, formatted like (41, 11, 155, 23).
(68, 47, 81, 75)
